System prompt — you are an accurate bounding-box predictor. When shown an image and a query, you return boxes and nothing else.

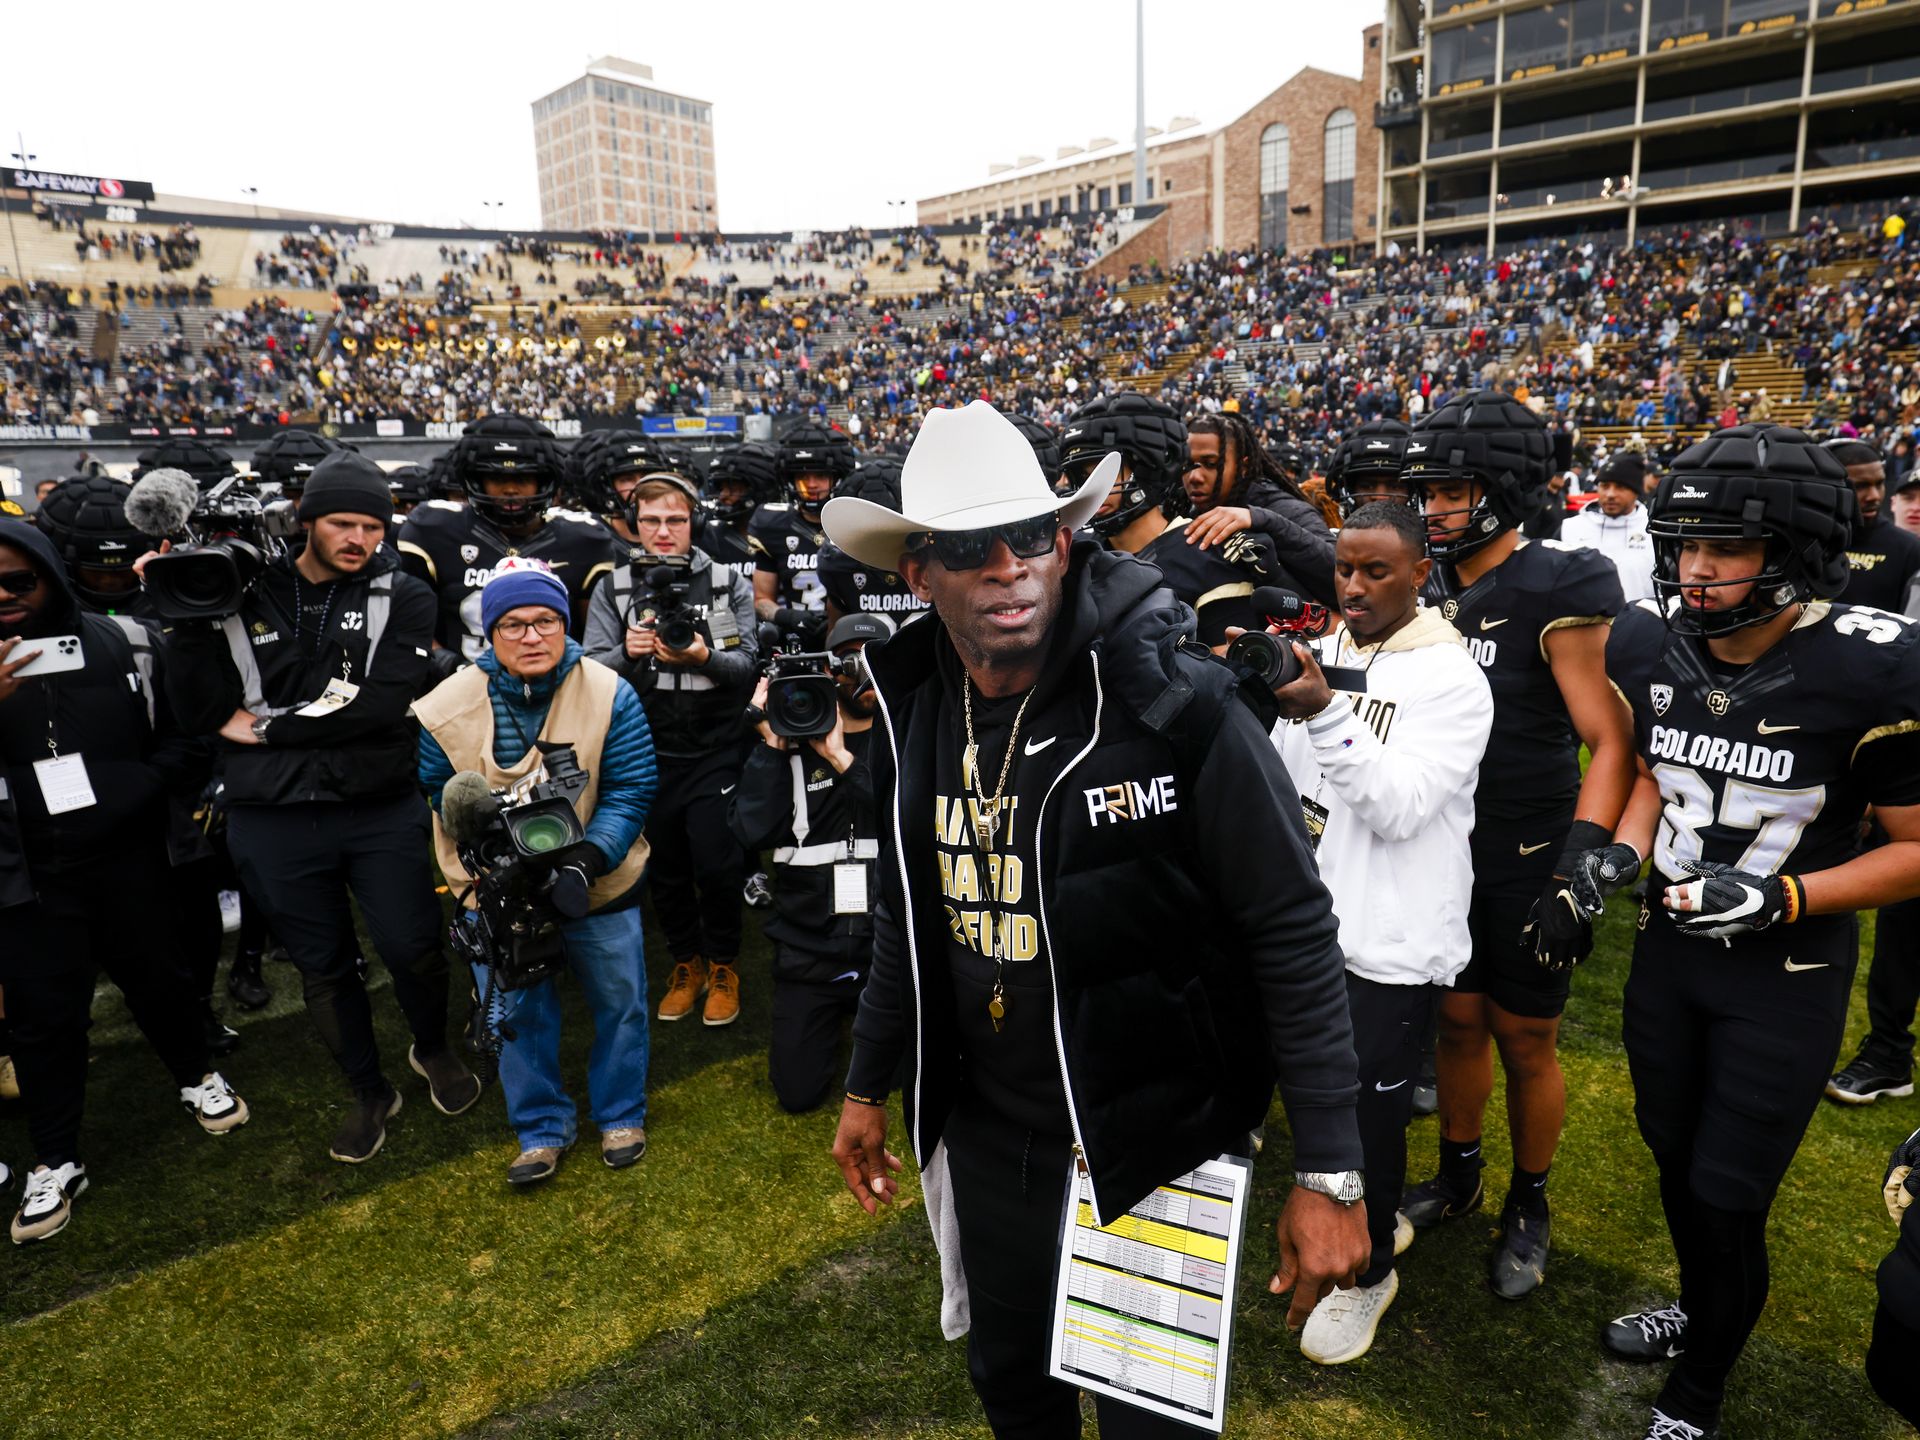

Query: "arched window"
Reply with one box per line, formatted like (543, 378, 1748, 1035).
(1324, 108, 1357, 243)
(1259, 123, 1291, 252)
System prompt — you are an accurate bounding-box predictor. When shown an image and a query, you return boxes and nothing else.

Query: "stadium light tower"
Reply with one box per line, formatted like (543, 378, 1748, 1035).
(1133, 0, 1146, 208)
(2, 137, 32, 298)
(242, 186, 259, 219)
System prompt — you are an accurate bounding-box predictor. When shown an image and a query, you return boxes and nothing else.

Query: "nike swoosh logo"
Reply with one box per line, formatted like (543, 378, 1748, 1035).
(830, 970, 862, 983)
(1665, 1345, 1684, 1358)
(1375, 1078, 1409, 1092)
(1518, 841, 1552, 856)
(720, 784, 736, 795)
(1756, 721, 1799, 735)
(1480, 617, 1509, 630)
(1784, 959, 1830, 973)
(1024, 735, 1058, 756)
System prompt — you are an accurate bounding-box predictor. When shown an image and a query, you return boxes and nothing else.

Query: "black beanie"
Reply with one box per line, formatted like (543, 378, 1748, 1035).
(298, 452, 395, 523)
(1596, 450, 1646, 491)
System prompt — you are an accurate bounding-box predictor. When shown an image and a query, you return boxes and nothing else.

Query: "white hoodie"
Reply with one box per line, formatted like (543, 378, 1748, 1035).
(1562, 502, 1656, 603)
(1272, 608, 1492, 987)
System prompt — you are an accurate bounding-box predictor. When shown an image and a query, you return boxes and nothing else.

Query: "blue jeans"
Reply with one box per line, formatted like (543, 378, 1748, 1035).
(473, 907, 650, 1150)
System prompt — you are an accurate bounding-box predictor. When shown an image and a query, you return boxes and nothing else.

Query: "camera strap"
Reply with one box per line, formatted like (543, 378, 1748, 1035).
(220, 572, 394, 715)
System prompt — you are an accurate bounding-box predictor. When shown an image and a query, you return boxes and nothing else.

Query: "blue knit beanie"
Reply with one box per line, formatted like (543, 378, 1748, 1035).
(480, 556, 570, 637)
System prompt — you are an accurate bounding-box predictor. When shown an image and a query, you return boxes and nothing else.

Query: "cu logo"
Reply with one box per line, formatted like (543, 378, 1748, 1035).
(1706, 690, 1730, 717)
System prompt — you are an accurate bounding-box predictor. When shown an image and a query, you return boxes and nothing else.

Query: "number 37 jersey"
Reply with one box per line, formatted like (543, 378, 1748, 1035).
(1607, 599, 1920, 943)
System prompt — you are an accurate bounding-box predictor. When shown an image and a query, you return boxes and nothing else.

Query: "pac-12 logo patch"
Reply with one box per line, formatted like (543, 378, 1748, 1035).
(1650, 683, 1673, 716)
(1707, 689, 1731, 717)
(787, 535, 800, 551)
(460, 544, 480, 563)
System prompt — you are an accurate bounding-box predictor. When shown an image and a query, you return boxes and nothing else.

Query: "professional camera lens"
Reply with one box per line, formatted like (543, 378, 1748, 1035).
(657, 616, 698, 651)
(512, 811, 576, 855)
(142, 542, 263, 622)
(767, 671, 840, 740)
(1225, 630, 1303, 689)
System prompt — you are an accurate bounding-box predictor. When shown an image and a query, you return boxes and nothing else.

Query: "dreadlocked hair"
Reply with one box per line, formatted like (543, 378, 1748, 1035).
(1187, 412, 1311, 509)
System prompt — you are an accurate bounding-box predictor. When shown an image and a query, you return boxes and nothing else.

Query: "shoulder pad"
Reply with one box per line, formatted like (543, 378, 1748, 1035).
(423, 499, 465, 514)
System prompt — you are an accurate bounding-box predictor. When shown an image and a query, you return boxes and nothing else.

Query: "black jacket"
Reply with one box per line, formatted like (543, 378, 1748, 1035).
(0, 520, 201, 916)
(161, 547, 435, 806)
(844, 540, 1362, 1223)
(1244, 480, 1337, 607)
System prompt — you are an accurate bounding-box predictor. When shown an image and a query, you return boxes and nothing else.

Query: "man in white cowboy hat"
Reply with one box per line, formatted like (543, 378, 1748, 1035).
(825, 400, 1368, 1437)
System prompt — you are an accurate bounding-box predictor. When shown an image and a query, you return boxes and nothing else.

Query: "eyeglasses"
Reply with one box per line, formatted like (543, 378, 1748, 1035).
(906, 513, 1061, 571)
(0, 569, 40, 597)
(633, 514, 691, 529)
(493, 615, 566, 640)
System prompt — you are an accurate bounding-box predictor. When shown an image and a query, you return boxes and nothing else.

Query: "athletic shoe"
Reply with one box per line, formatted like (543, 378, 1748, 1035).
(1300, 1270, 1400, 1364)
(226, 950, 272, 1012)
(1604, 1302, 1688, 1362)
(508, 1144, 568, 1187)
(0, 1053, 18, 1101)
(703, 961, 742, 1026)
(179, 1072, 250, 1134)
(1826, 1050, 1914, 1105)
(1489, 1206, 1550, 1300)
(202, 1002, 241, 1057)
(11, 1162, 87, 1244)
(602, 1127, 647, 1169)
(657, 957, 708, 1022)
(743, 872, 773, 908)
(1643, 1407, 1717, 1439)
(1393, 1211, 1414, 1258)
(329, 1086, 401, 1164)
(1399, 1171, 1484, 1230)
(1411, 1083, 1438, 1117)
(408, 1044, 482, 1116)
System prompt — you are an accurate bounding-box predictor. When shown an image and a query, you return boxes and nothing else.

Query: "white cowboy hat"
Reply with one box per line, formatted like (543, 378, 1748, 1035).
(822, 400, 1119, 572)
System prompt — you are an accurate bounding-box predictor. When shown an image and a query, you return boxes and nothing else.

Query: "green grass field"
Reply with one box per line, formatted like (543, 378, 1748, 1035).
(0, 899, 1911, 1439)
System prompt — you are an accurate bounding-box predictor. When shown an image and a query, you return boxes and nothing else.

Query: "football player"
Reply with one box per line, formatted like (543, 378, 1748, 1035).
(1059, 393, 1277, 651)
(816, 458, 930, 626)
(751, 422, 853, 650)
(1398, 390, 1635, 1299)
(396, 414, 615, 661)
(1588, 424, 1920, 1440)
(1323, 418, 1416, 518)
(700, 441, 777, 570)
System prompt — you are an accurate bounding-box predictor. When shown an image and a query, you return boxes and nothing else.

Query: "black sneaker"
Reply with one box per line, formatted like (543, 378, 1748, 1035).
(329, 1086, 402, 1164)
(1489, 1205, 1550, 1300)
(1399, 1170, 1484, 1230)
(1643, 1406, 1717, 1439)
(743, 871, 773, 909)
(201, 1002, 241, 1057)
(1826, 1050, 1914, 1105)
(409, 1044, 482, 1116)
(1411, 1084, 1438, 1117)
(226, 951, 272, 1012)
(1604, 1302, 1688, 1362)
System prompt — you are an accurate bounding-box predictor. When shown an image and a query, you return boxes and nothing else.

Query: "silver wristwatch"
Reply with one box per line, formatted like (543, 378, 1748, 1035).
(1295, 1170, 1366, 1206)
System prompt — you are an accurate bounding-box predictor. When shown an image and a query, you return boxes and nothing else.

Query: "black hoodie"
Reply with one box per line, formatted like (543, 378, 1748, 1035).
(846, 539, 1363, 1223)
(0, 519, 200, 918)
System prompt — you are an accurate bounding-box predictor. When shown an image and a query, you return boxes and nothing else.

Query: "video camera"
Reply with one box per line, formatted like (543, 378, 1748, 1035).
(628, 552, 701, 651)
(765, 647, 869, 740)
(1225, 587, 1370, 695)
(125, 471, 300, 623)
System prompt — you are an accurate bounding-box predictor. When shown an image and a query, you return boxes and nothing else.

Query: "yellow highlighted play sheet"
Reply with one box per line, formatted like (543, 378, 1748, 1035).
(1047, 1155, 1253, 1433)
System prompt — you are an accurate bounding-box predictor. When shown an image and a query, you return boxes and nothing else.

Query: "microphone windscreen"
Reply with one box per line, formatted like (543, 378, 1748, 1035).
(441, 771, 500, 845)
(125, 469, 201, 539)
(1250, 586, 1306, 621)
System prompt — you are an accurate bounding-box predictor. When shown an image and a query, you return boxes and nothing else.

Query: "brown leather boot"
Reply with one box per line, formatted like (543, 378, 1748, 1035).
(702, 960, 741, 1027)
(656, 956, 708, 1022)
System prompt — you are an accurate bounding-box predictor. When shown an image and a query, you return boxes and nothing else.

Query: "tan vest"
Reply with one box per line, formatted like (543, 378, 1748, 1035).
(412, 658, 649, 913)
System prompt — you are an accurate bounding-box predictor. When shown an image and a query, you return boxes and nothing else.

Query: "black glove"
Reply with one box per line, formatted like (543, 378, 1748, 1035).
(426, 646, 465, 686)
(549, 847, 610, 920)
(1521, 820, 1611, 972)
(1887, 1125, 1920, 1225)
(1566, 842, 1643, 917)
(774, 607, 815, 633)
(1663, 861, 1798, 940)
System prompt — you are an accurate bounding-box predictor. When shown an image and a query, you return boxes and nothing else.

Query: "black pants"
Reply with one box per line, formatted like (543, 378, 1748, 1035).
(943, 1089, 1198, 1440)
(768, 967, 862, 1113)
(228, 794, 449, 1099)
(647, 748, 746, 964)
(168, 854, 225, 1004)
(5, 858, 209, 1166)
(1863, 896, 1920, 1069)
(1346, 972, 1429, 1286)
(1871, 1303, 1920, 1426)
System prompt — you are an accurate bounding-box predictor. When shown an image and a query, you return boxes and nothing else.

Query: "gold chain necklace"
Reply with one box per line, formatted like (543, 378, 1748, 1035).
(962, 676, 1035, 853)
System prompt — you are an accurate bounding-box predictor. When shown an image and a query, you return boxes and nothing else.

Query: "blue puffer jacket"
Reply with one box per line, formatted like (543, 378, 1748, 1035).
(418, 638, 657, 870)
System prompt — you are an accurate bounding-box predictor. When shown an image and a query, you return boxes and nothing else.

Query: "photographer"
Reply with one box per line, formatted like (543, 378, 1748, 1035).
(1266, 502, 1492, 1364)
(0, 519, 248, 1245)
(584, 475, 757, 1027)
(417, 559, 657, 1185)
(729, 613, 890, 1113)
(159, 452, 481, 1164)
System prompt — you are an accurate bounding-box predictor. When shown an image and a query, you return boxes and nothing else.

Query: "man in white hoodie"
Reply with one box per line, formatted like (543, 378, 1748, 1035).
(1562, 451, 1656, 604)
(1266, 502, 1494, 1364)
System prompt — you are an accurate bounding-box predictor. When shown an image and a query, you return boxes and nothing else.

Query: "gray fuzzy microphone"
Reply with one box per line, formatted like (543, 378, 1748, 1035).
(124, 468, 202, 539)
(441, 771, 501, 845)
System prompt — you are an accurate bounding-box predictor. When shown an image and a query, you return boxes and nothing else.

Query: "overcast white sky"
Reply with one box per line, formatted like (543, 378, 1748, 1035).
(7, 1, 1363, 231)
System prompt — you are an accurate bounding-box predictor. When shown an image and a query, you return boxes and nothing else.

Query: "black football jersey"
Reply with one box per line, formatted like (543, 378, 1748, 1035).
(1609, 599, 1920, 950)
(698, 513, 757, 572)
(1841, 519, 1920, 614)
(1135, 518, 1278, 646)
(749, 503, 828, 615)
(1424, 538, 1624, 824)
(817, 540, 931, 622)
(396, 500, 617, 660)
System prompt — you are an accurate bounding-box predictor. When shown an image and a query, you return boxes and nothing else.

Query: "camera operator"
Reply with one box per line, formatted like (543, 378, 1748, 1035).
(584, 474, 758, 1027)
(0, 519, 249, 1245)
(1265, 502, 1493, 1364)
(416, 559, 658, 1184)
(752, 422, 854, 651)
(730, 613, 892, 1113)
(158, 452, 481, 1164)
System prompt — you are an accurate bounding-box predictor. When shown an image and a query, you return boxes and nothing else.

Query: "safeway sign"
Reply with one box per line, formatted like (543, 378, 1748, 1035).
(5, 169, 155, 203)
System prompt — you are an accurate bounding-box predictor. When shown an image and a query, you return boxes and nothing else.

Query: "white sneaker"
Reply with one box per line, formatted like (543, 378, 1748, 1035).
(180, 1072, 250, 1134)
(1300, 1269, 1400, 1364)
(1393, 1211, 1414, 1257)
(11, 1161, 88, 1244)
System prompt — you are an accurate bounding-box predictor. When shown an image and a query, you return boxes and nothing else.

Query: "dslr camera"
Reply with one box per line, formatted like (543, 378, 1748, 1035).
(629, 552, 701, 651)
(138, 476, 300, 622)
(765, 648, 869, 740)
(1226, 586, 1369, 693)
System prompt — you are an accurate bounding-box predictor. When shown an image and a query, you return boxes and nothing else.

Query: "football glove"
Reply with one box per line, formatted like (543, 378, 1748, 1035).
(1521, 876, 1593, 973)
(1567, 842, 1644, 917)
(1886, 1125, 1920, 1225)
(1663, 861, 1800, 940)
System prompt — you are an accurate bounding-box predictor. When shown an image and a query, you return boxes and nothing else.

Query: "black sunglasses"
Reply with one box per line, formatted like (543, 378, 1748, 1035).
(906, 513, 1062, 571)
(0, 569, 40, 597)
